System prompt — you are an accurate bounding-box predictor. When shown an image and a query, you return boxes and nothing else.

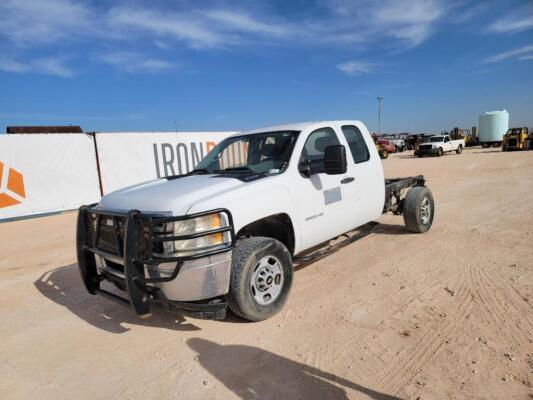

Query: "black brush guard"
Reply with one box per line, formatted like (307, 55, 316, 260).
(76, 205, 235, 319)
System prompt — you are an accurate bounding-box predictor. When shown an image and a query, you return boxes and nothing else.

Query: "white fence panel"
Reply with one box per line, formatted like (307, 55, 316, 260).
(0, 134, 101, 220)
(95, 132, 237, 194)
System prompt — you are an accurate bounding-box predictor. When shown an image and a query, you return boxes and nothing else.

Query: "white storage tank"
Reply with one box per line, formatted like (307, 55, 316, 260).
(478, 110, 509, 144)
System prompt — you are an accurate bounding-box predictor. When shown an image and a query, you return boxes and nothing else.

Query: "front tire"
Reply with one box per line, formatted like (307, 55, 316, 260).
(403, 186, 434, 233)
(437, 147, 443, 157)
(227, 237, 293, 321)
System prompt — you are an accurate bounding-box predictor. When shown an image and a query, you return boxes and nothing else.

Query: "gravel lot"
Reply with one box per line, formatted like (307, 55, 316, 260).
(1, 147, 532, 400)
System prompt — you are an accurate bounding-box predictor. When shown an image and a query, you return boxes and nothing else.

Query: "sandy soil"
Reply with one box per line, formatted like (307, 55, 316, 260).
(1, 147, 532, 400)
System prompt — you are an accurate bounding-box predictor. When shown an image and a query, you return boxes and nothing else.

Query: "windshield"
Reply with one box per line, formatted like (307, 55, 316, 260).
(426, 137, 444, 143)
(194, 130, 299, 175)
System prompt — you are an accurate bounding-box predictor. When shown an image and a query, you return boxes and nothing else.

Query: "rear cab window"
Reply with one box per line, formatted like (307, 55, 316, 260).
(341, 125, 370, 164)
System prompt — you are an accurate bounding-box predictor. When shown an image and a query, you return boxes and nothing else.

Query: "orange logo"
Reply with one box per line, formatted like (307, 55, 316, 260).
(0, 162, 26, 208)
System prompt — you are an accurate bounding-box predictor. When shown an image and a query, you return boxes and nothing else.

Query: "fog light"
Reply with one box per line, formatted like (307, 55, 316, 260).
(144, 262, 178, 279)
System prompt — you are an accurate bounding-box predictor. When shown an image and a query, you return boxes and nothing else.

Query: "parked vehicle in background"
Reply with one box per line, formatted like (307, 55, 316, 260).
(386, 138, 406, 152)
(376, 143, 389, 159)
(76, 120, 435, 322)
(415, 135, 465, 157)
(406, 134, 433, 151)
(377, 139, 397, 154)
(502, 127, 530, 151)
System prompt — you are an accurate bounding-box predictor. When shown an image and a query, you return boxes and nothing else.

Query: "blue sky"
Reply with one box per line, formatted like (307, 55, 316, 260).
(0, 0, 532, 134)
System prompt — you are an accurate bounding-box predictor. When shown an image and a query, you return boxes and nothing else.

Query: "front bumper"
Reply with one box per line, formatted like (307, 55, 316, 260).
(415, 147, 439, 156)
(76, 205, 235, 319)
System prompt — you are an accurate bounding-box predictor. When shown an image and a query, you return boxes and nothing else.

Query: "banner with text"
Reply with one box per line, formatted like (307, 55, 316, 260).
(95, 131, 237, 194)
(0, 134, 102, 220)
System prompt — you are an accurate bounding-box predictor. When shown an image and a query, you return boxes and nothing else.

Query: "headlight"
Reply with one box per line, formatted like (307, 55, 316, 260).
(158, 212, 231, 257)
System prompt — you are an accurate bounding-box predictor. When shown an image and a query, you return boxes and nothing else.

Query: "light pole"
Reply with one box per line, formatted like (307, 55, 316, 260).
(377, 96, 383, 136)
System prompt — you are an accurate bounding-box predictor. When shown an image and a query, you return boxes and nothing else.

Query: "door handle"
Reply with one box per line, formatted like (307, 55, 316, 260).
(341, 177, 355, 184)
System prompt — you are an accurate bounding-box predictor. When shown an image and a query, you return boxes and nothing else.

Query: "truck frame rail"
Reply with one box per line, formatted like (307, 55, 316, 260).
(383, 175, 425, 214)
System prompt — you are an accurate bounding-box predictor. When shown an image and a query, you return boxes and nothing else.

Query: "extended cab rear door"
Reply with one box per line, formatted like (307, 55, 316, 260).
(336, 123, 385, 229)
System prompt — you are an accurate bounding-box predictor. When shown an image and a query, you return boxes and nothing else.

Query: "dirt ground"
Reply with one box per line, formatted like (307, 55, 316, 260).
(1, 147, 532, 400)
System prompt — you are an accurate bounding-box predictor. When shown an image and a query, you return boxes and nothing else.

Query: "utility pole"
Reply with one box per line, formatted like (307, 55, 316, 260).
(377, 96, 383, 136)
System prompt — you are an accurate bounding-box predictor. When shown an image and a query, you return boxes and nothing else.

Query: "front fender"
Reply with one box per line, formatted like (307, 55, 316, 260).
(186, 178, 299, 249)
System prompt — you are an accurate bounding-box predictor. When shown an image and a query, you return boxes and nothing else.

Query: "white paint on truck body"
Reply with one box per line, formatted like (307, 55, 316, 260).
(97, 120, 385, 255)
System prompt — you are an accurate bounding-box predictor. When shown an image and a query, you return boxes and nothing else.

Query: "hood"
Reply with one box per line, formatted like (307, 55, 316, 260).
(98, 175, 244, 215)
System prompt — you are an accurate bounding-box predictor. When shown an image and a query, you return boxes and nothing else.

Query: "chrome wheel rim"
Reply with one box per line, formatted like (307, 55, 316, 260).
(420, 196, 431, 225)
(250, 256, 284, 305)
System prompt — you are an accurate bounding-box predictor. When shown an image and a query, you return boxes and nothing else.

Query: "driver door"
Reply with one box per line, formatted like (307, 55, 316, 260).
(293, 127, 352, 251)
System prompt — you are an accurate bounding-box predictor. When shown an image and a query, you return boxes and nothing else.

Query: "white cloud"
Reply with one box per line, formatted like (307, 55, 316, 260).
(488, 6, 533, 34)
(107, 7, 232, 49)
(98, 52, 175, 73)
(0, 0, 93, 45)
(322, 0, 448, 47)
(205, 10, 288, 36)
(336, 61, 377, 76)
(483, 44, 533, 63)
(374, 0, 444, 45)
(36, 57, 75, 77)
(0, 0, 456, 76)
(0, 58, 29, 73)
(0, 57, 74, 77)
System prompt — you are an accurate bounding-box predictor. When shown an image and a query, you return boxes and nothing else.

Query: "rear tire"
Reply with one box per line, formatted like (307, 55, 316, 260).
(403, 186, 434, 233)
(227, 237, 293, 321)
(482, 143, 488, 149)
(380, 149, 389, 159)
(456, 145, 463, 154)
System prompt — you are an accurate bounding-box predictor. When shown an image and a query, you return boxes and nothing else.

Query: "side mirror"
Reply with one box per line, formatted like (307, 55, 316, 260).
(324, 145, 347, 175)
(298, 160, 311, 177)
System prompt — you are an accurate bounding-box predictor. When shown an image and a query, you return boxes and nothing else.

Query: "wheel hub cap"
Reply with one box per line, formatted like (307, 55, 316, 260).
(251, 255, 284, 305)
(420, 196, 431, 225)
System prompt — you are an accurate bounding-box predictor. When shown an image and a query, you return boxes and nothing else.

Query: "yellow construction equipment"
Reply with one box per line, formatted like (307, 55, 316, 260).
(449, 127, 478, 146)
(502, 127, 529, 151)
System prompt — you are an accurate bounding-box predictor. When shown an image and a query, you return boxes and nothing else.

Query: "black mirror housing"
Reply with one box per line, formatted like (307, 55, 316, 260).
(324, 145, 347, 175)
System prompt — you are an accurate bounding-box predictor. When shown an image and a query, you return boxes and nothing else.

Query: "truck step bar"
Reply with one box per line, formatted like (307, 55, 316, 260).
(293, 221, 379, 264)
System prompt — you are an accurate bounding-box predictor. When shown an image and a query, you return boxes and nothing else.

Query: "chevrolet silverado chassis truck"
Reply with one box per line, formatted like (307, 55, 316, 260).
(77, 121, 434, 321)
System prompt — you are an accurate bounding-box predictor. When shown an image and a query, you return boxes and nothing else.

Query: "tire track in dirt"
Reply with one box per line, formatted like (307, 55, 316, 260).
(466, 263, 521, 350)
(353, 228, 455, 328)
(470, 264, 531, 350)
(333, 230, 456, 373)
(375, 268, 475, 395)
(466, 240, 532, 347)
(478, 266, 533, 326)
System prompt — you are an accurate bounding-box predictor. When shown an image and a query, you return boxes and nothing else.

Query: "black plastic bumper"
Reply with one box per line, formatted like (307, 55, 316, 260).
(76, 205, 234, 320)
(415, 148, 439, 156)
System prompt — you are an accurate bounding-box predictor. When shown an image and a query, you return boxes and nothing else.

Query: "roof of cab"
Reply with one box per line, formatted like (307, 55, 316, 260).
(235, 120, 363, 136)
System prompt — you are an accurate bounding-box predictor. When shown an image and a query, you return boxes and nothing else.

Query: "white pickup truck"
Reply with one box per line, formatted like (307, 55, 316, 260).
(77, 120, 435, 321)
(415, 135, 464, 157)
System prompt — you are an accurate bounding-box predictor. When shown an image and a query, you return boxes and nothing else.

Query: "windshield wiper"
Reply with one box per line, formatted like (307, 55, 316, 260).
(189, 168, 213, 175)
(218, 166, 255, 174)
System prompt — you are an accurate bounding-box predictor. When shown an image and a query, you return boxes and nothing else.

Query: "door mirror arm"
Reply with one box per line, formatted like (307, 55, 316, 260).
(298, 160, 312, 177)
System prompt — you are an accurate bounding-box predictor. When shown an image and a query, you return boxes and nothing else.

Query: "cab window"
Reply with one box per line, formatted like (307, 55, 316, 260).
(341, 125, 370, 164)
(300, 127, 340, 174)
